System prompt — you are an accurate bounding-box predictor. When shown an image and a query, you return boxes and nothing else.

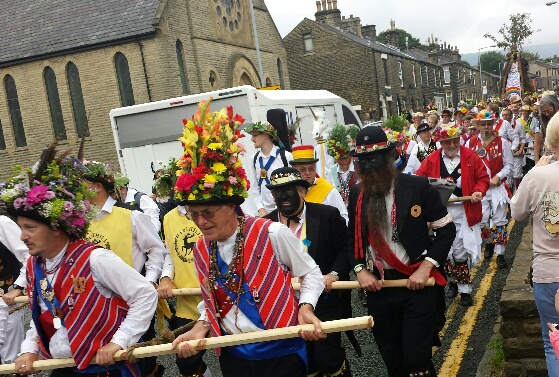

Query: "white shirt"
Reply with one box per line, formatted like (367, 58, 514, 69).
(197, 221, 324, 334)
(125, 188, 161, 233)
(97, 197, 165, 283)
(160, 205, 189, 280)
(405, 139, 439, 175)
(249, 146, 294, 213)
(0, 216, 30, 288)
(513, 119, 527, 148)
(314, 179, 349, 224)
(20, 244, 158, 356)
(496, 119, 520, 151)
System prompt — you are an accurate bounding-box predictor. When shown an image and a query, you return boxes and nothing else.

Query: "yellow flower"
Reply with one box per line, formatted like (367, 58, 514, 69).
(447, 128, 457, 137)
(212, 162, 226, 174)
(204, 174, 217, 183)
(227, 187, 233, 196)
(234, 159, 242, 168)
(188, 193, 196, 200)
(208, 143, 223, 150)
(229, 144, 239, 153)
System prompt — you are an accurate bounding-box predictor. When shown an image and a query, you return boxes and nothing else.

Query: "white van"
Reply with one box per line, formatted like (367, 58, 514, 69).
(109, 85, 362, 215)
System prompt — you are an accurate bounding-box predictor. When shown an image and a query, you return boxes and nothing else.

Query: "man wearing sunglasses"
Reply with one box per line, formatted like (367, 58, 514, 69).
(416, 124, 489, 307)
(348, 126, 455, 377)
(466, 110, 514, 269)
(263, 167, 352, 377)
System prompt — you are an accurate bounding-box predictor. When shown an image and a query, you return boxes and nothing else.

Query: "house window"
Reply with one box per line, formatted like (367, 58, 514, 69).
(303, 33, 313, 52)
(44, 67, 67, 140)
(473, 72, 476, 86)
(277, 58, 285, 89)
(0, 119, 5, 150)
(4, 75, 26, 147)
(412, 64, 417, 87)
(176, 40, 189, 95)
(382, 56, 390, 86)
(424, 66, 429, 85)
(463, 70, 466, 84)
(66, 62, 89, 138)
(433, 68, 437, 86)
(114, 52, 135, 107)
(443, 68, 449, 84)
(398, 61, 404, 87)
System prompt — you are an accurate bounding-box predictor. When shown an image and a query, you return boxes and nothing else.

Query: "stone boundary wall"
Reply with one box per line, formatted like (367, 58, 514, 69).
(500, 225, 547, 376)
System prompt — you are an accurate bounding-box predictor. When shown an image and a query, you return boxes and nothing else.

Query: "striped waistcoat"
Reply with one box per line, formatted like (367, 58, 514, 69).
(195, 217, 299, 342)
(27, 240, 134, 371)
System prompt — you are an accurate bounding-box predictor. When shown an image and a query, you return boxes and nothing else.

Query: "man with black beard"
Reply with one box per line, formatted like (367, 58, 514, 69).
(264, 167, 352, 377)
(348, 127, 456, 377)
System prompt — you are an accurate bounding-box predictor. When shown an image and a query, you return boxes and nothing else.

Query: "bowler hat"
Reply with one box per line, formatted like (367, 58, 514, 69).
(350, 126, 395, 158)
(416, 122, 430, 134)
(265, 167, 310, 190)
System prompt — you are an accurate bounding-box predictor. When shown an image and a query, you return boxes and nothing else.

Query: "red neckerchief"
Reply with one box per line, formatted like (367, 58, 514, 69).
(354, 190, 447, 286)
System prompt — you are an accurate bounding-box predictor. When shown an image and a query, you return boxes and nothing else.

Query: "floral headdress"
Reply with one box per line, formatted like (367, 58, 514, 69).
(174, 98, 249, 205)
(474, 110, 496, 121)
(244, 121, 278, 140)
(0, 145, 97, 238)
(426, 103, 438, 114)
(457, 100, 471, 110)
(287, 121, 299, 147)
(433, 124, 465, 142)
(326, 124, 356, 160)
(383, 127, 407, 144)
(83, 161, 116, 192)
(153, 158, 179, 200)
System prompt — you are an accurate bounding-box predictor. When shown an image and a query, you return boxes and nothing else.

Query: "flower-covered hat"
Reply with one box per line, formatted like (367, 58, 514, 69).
(326, 124, 358, 160)
(83, 161, 116, 192)
(520, 105, 533, 112)
(153, 158, 179, 199)
(350, 126, 395, 158)
(244, 121, 278, 140)
(174, 99, 249, 206)
(383, 128, 407, 145)
(433, 124, 465, 142)
(290, 145, 319, 164)
(473, 110, 497, 124)
(0, 144, 97, 238)
(265, 167, 310, 190)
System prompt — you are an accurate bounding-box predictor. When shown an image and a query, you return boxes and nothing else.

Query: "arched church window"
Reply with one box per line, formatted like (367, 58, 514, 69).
(4, 75, 26, 147)
(66, 62, 89, 137)
(44, 67, 67, 140)
(114, 52, 135, 106)
(176, 40, 189, 94)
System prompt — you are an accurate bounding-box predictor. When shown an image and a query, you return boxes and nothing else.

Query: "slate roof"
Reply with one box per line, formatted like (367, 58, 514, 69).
(404, 48, 454, 66)
(0, 0, 161, 66)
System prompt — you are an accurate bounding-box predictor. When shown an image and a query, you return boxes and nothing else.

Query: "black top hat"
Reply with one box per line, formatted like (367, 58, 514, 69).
(350, 126, 395, 158)
(416, 122, 430, 134)
(265, 167, 310, 190)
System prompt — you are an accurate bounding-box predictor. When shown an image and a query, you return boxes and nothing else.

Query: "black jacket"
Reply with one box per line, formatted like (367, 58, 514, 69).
(348, 173, 456, 271)
(265, 202, 350, 318)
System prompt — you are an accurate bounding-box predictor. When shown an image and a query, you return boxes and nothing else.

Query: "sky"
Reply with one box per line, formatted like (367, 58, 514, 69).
(265, 0, 558, 54)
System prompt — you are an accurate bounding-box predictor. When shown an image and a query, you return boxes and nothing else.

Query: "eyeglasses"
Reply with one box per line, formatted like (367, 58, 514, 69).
(187, 206, 226, 221)
(541, 106, 556, 116)
(441, 139, 460, 145)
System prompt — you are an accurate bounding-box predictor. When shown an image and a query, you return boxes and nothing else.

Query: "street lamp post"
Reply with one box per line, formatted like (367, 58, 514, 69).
(479, 45, 497, 100)
(249, 0, 265, 87)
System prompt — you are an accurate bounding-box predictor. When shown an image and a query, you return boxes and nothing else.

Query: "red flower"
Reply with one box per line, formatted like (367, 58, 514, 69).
(233, 114, 245, 125)
(227, 106, 234, 119)
(192, 165, 208, 179)
(182, 118, 188, 125)
(175, 174, 198, 193)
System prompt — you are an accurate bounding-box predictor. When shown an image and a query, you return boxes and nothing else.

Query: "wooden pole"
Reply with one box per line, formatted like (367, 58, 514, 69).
(0, 316, 373, 373)
(13, 278, 436, 303)
(447, 196, 473, 203)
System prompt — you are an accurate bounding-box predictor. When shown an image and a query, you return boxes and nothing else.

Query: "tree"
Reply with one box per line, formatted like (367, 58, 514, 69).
(480, 51, 506, 76)
(484, 13, 540, 51)
(376, 29, 421, 51)
(521, 51, 540, 61)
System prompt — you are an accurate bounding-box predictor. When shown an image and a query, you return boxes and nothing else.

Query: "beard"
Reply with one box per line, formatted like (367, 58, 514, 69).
(360, 154, 398, 237)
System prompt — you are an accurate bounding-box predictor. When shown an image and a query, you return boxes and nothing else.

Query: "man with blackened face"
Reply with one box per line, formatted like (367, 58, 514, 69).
(347, 126, 456, 377)
(264, 167, 353, 377)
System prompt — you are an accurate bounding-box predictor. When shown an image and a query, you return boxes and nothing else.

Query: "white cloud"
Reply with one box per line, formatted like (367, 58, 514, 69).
(265, 0, 556, 54)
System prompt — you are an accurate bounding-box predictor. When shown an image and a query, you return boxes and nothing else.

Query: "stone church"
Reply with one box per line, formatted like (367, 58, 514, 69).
(0, 0, 289, 178)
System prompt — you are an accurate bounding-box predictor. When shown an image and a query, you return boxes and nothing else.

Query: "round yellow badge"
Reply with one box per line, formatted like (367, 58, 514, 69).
(411, 205, 422, 218)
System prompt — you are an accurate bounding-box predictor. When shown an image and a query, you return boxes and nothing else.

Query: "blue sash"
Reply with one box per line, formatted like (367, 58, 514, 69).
(258, 149, 279, 185)
(215, 251, 307, 363)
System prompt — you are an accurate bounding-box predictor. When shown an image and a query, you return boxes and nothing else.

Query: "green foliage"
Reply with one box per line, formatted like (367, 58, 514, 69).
(522, 51, 541, 61)
(383, 115, 407, 132)
(376, 29, 421, 51)
(480, 51, 506, 75)
(487, 335, 504, 374)
(461, 61, 472, 68)
(483, 13, 540, 51)
(347, 125, 360, 140)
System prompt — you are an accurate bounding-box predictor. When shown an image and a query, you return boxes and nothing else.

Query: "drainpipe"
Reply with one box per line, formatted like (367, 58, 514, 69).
(137, 41, 152, 102)
(371, 49, 381, 121)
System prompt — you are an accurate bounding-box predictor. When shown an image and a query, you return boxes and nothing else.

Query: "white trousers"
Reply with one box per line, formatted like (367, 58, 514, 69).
(481, 188, 508, 256)
(0, 308, 24, 363)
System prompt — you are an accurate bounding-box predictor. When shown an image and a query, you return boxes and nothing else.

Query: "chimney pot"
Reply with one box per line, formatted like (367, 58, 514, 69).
(390, 19, 395, 30)
(316, 0, 321, 12)
(327, 0, 332, 10)
(350, 14, 353, 18)
(321, 0, 327, 10)
(342, 15, 345, 19)
(333, 0, 337, 9)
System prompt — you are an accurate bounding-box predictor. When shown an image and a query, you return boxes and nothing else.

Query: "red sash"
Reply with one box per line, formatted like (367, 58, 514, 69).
(495, 119, 503, 132)
(354, 191, 446, 286)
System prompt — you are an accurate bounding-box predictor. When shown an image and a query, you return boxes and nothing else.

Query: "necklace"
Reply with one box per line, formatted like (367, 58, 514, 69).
(338, 170, 355, 204)
(390, 191, 398, 243)
(208, 217, 246, 331)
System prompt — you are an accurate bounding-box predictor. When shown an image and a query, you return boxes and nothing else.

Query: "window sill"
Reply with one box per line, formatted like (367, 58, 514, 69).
(304, 51, 315, 56)
(385, 86, 391, 90)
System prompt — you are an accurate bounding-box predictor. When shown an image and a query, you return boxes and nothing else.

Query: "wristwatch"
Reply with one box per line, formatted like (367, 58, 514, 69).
(353, 264, 366, 274)
(329, 271, 339, 277)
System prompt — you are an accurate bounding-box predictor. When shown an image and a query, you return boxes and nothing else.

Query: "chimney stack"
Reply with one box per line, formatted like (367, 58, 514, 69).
(321, 0, 327, 11)
(553, 54, 558, 64)
(384, 20, 399, 49)
(362, 24, 377, 39)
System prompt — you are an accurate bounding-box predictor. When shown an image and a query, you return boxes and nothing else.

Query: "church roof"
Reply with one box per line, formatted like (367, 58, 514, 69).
(0, 0, 161, 67)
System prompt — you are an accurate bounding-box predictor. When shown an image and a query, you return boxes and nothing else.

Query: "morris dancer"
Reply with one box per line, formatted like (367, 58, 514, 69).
(171, 100, 325, 377)
(348, 126, 455, 376)
(327, 124, 358, 207)
(265, 167, 352, 377)
(405, 123, 439, 175)
(416, 124, 489, 306)
(466, 110, 514, 269)
(3, 149, 157, 376)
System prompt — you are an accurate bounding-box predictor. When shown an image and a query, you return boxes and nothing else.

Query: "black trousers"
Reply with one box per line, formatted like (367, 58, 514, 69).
(137, 316, 157, 376)
(50, 367, 122, 376)
(169, 316, 207, 375)
(219, 349, 307, 377)
(367, 284, 441, 377)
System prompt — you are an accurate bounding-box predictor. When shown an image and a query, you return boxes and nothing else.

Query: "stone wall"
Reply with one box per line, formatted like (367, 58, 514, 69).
(500, 225, 547, 376)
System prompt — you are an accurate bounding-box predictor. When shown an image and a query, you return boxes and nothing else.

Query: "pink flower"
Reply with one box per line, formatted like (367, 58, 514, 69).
(25, 185, 50, 206)
(13, 198, 24, 209)
(204, 182, 215, 189)
(73, 218, 85, 227)
(64, 201, 73, 211)
(229, 155, 237, 164)
(228, 176, 238, 185)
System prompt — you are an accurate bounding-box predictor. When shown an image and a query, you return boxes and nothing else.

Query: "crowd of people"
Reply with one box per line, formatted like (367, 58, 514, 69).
(0, 91, 557, 377)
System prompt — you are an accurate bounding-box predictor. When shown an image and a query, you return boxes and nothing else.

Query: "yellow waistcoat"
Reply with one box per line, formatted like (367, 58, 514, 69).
(163, 208, 203, 320)
(306, 177, 334, 204)
(86, 206, 133, 267)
